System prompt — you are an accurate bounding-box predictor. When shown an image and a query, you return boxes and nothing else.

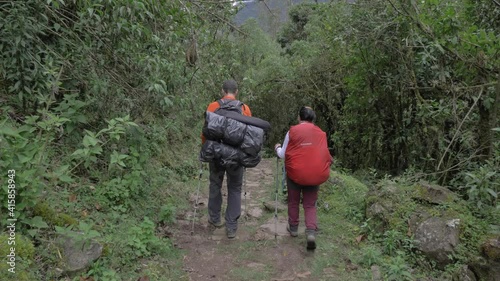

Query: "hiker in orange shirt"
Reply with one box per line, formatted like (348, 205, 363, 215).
(203, 79, 251, 239)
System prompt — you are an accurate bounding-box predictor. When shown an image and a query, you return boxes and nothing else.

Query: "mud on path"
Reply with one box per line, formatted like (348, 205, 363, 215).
(173, 158, 323, 281)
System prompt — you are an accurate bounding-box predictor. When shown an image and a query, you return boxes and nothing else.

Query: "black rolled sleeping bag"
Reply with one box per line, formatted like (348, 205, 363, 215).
(223, 118, 246, 146)
(199, 140, 261, 168)
(200, 110, 270, 168)
(216, 111, 271, 132)
(240, 125, 264, 156)
(203, 112, 226, 140)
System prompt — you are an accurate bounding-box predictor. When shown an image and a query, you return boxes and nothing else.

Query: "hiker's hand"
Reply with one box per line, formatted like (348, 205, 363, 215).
(274, 143, 281, 152)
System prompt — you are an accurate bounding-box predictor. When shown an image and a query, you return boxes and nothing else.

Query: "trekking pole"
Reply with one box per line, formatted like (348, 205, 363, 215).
(275, 157, 279, 240)
(191, 161, 203, 236)
(281, 163, 287, 195)
(243, 167, 247, 224)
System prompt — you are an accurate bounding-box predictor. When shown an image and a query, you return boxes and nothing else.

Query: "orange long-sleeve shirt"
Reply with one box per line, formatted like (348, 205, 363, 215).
(202, 95, 252, 143)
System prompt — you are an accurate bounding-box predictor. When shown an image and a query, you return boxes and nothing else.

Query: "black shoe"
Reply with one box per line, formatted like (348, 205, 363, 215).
(226, 228, 236, 239)
(287, 224, 298, 237)
(208, 218, 224, 228)
(306, 229, 316, 250)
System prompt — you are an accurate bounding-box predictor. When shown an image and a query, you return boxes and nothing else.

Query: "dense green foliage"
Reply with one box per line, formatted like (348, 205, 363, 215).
(242, 1, 498, 278)
(245, 0, 499, 205)
(0, 0, 244, 279)
(0, 0, 498, 279)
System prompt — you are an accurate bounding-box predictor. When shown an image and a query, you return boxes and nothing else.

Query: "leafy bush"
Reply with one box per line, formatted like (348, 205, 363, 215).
(0, 112, 59, 229)
(384, 252, 414, 281)
(125, 217, 170, 259)
(96, 170, 145, 213)
(159, 204, 177, 225)
(359, 245, 383, 267)
(1, 0, 243, 278)
(464, 164, 498, 208)
(382, 230, 405, 256)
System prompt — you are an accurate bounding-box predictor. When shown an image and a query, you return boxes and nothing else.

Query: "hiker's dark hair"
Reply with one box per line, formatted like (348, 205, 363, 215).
(299, 106, 316, 122)
(222, 79, 238, 94)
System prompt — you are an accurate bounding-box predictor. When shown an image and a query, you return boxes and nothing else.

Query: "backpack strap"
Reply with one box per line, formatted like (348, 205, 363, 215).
(218, 99, 244, 111)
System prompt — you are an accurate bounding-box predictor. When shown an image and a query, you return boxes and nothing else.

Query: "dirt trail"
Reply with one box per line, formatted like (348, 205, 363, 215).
(174, 158, 319, 281)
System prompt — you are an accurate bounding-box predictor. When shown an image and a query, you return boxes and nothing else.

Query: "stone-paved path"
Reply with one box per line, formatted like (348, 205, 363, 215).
(173, 158, 314, 281)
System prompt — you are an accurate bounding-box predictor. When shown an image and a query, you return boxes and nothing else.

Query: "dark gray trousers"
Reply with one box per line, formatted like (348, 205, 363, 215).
(208, 162, 243, 231)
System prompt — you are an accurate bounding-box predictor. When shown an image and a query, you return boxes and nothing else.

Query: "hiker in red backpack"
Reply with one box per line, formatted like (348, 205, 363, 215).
(274, 106, 332, 250)
(202, 79, 251, 239)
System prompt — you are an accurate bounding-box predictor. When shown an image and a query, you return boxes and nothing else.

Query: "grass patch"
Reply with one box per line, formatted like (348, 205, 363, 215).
(307, 170, 373, 280)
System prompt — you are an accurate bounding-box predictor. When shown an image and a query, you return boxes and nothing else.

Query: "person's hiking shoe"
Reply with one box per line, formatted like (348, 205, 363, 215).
(208, 218, 224, 228)
(287, 224, 298, 237)
(226, 228, 237, 239)
(306, 229, 316, 250)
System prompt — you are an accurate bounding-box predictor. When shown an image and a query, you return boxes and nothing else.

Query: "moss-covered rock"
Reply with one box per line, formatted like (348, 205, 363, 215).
(56, 232, 103, 276)
(408, 208, 432, 234)
(482, 237, 500, 261)
(414, 217, 461, 268)
(33, 202, 78, 227)
(0, 234, 35, 261)
(452, 265, 477, 281)
(413, 181, 457, 205)
(365, 179, 418, 233)
(469, 255, 500, 281)
(363, 177, 495, 276)
(0, 234, 36, 281)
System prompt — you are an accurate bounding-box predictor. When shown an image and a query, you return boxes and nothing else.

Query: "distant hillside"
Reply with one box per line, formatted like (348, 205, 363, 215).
(233, 0, 330, 35)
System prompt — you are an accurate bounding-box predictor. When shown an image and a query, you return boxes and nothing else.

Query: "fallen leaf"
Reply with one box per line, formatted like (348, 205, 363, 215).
(95, 203, 101, 210)
(69, 194, 77, 202)
(355, 234, 365, 244)
(81, 210, 88, 217)
(137, 276, 150, 281)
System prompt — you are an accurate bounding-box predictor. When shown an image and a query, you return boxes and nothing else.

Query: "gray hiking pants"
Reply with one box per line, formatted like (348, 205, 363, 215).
(208, 162, 243, 231)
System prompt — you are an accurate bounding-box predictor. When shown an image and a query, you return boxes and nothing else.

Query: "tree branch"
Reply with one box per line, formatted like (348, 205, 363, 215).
(190, 1, 249, 37)
(262, 0, 275, 17)
(437, 87, 484, 171)
(386, 0, 496, 76)
(386, 0, 403, 16)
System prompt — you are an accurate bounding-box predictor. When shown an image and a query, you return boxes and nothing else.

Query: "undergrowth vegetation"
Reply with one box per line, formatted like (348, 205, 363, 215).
(319, 170, 494, 280)
(244, 2, 499, 277)
(0, 0, 242, 279)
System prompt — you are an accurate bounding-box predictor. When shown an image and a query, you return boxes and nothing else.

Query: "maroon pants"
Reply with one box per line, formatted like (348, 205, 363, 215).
(286, 177, 318, 230)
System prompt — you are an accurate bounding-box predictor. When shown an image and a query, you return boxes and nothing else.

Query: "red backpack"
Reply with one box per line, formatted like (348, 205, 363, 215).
(285, 122, 331, 186)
